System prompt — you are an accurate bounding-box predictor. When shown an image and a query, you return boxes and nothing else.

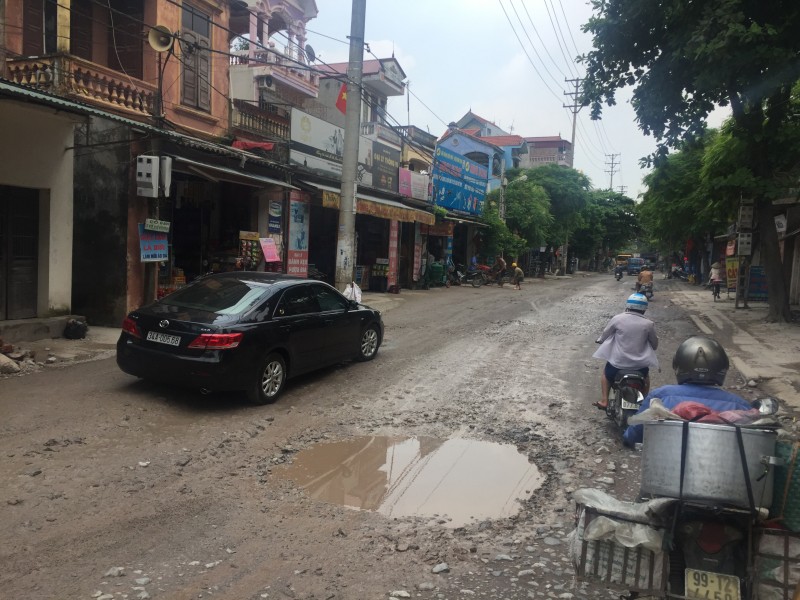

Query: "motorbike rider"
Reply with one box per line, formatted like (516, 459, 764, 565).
(636, 265, 654, 293)
(708, 261, 724, 299)
(593, 293, 659, 410)
(622, 336, 753, 446)
(614, 262, 625, 280)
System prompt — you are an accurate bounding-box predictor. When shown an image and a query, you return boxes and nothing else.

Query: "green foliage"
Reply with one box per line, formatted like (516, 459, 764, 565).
(580, 0, 800, 320)
(520, 164, 591, 247)
(571, 190, 639, 258)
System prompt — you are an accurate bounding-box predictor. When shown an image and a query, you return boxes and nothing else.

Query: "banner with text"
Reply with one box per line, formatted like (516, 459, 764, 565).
(287, 192, 310, 277)
(431, 146, 488, 216)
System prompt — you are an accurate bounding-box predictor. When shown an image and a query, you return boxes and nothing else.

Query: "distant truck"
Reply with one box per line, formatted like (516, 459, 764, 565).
(626, 257, 646, 275)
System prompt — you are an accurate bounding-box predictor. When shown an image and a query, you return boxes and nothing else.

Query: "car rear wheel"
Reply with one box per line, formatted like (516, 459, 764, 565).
(247, 352, 286, 405)
(358, 325, 380, 361)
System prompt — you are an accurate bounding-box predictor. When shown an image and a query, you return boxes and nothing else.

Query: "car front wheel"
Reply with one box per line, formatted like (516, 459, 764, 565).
(358, 325, 380, 361)
(247, 352, 286, 405)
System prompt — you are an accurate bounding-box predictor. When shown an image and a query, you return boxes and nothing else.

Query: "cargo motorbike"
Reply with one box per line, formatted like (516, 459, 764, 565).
(571, 398, 786, 600)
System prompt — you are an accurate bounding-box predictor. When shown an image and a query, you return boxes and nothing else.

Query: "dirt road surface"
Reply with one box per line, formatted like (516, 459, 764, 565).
(0, 275, 763, 599)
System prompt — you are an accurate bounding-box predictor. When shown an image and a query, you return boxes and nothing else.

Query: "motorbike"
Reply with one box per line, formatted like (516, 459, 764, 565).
(471, 264, 510, 287)
(615, 268, 625, 281)
(640, 281, 654, 299)
(450, 264, 482, 286)
(572, 397, 784, 600)
(605, 369, 647, 429)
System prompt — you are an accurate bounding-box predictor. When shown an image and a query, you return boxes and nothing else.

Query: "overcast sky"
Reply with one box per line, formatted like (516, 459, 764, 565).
(303, 0, 727, 201)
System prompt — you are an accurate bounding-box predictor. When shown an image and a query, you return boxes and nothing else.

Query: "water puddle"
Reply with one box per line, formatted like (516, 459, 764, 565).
(277, 436, 542, 527)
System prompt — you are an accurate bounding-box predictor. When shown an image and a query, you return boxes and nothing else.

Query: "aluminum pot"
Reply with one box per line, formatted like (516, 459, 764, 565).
(641, 420, 777, 510)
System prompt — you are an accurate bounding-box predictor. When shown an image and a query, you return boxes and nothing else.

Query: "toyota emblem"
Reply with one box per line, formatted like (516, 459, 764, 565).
(159, 320, 170, 329)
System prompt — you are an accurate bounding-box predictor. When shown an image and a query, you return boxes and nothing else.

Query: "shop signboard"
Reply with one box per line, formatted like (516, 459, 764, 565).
(268, 201, 282, 233)
(725, 257, 738, 293)
(425, 222, 455, 237)
(144, 218, 170, 233)
(138, 224, 168, 262)
(388, 220, 399, 288)
(399, 168, 430, 201)
(726, 239, 736, 257)
(431, 146, 488, 216)
(289, 109, 373, 186)
(287, 192, 310, 277)
(413, 224, 422, 282)
(371, 141, 400, 193)
(748, 266, 768, 300)
(259, 237, 281, 263)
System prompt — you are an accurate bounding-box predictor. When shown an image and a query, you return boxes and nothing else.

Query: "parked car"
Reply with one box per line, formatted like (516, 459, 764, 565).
(626, 257, 645, 275)
(116, 273, 384, 404)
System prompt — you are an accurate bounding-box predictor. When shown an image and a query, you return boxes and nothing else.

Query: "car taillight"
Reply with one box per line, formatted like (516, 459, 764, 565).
(122, 316, 141, 338)
(188, 333, 243, 350)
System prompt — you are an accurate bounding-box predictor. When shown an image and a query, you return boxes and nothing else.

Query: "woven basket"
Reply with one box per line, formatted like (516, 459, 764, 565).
(771, 441, 800, 532)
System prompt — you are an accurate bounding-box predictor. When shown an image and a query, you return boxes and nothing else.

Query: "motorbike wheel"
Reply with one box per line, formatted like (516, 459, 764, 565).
(471, 273, 485, 287)
(445, 279, 451, 288)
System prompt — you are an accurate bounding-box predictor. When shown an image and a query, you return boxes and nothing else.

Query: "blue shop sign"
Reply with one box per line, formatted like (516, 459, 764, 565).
(431, 147, 488, 216)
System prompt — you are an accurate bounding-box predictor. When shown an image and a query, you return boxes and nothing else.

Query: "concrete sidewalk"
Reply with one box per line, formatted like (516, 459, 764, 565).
(668, 284, 800, 411)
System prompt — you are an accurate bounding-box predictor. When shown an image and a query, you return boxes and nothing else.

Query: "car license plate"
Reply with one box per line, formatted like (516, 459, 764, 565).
(146, 331, 181, 346)
(685, 569, 740, 600)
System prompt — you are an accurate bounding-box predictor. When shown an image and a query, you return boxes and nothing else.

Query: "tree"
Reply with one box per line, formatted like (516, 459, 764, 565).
(571, 190, 639, 264)
(581, 0, 800, 321)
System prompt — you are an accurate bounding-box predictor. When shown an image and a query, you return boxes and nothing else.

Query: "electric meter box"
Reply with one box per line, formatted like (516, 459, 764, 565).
(136, 155, 160, 198)
(737, 232, 753, 256)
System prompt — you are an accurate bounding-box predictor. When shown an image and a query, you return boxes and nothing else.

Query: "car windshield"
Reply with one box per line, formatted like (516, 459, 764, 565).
(161, 278, 272, 315)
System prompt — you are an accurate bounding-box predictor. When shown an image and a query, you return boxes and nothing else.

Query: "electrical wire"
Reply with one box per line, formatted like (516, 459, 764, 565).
(507, 0, 563, 89)
(497, 0, 566, 106)
(542, 0, 580, 79)
(516, 0, 571, 83)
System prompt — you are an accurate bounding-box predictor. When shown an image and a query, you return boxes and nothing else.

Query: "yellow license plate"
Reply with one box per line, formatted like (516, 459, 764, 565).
(685, 569, 740, 600)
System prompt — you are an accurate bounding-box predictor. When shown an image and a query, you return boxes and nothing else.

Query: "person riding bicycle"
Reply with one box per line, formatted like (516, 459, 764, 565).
(622, 336, 752, 446)
(708, 262, 723, 299)
(592, 293, 659, 410)
(635, 266, 654, 293)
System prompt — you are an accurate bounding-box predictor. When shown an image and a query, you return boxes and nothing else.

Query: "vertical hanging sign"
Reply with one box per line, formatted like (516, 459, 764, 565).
(287, 191, 310, 277)
(387, 220, 399, 288)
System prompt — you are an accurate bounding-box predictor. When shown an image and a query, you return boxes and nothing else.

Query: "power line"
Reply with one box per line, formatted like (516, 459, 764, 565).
(542, 0, 579, 79)
(508, 0, 563, 89)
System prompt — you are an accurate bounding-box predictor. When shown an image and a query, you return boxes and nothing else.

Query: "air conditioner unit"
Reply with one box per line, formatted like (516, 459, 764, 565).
(258, 75, 275, 89)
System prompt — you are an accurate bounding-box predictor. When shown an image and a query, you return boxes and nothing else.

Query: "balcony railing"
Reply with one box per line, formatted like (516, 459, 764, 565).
(229, 49, 319, 89)
(231, 99, 290, 161)
(6, 54, 156, 117)
(361, 121, 401, 147)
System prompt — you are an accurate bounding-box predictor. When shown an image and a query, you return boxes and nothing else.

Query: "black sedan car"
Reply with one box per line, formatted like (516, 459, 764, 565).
(116, 273, 384, 404)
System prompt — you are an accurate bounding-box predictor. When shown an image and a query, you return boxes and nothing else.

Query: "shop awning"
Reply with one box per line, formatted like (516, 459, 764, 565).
(300, 181, 435, 225)
(444, 215, 489, 228)
(171, 156, 297, 189)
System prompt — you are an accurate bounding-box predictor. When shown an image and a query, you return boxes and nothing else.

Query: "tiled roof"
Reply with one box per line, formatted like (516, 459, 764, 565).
(480, 135, 526, 147)
(524, 136, 568, 143)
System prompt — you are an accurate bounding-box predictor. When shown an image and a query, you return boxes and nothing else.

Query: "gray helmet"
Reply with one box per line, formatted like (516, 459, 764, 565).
(673, 336, 729, 386)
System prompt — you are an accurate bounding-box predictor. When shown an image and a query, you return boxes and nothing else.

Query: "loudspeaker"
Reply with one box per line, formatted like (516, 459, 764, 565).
(148, 25, 174, 53)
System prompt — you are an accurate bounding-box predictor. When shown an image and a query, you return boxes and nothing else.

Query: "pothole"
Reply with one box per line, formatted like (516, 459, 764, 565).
(277, 435, 543, 527)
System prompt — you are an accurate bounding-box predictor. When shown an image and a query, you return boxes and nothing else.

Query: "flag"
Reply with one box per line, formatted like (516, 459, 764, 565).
(335, 82, 347, 114)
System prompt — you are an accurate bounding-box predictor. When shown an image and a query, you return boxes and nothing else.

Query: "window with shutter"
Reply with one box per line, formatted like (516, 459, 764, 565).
(23, 0, 56, 56)
(181, 5, 211, 112)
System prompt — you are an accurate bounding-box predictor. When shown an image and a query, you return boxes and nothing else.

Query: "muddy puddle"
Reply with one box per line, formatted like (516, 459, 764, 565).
(278, 436, 543, 527)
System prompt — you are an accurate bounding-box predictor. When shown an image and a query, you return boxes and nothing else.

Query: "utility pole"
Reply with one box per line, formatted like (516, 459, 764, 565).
(617, 185, 627, 196)
(334, 0, 366, 291)
(561, 78, 583, 274)
(605, 153, 620, 190)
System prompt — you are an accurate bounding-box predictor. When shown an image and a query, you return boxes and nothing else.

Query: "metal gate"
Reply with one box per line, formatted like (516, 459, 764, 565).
(0, 186, 39, 320)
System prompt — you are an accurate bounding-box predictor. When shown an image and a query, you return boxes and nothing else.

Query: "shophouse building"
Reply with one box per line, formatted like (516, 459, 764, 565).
(1, 0, 297, 329)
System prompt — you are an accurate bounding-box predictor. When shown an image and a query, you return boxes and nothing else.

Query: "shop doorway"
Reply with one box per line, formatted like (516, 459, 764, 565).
(0, 186, 39, 320)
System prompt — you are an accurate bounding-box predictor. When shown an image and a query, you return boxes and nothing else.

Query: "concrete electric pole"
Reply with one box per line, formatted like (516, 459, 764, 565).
(334, 0, 366, 291)
(605, 153, 620, 190)
(561, 78, 583, 274)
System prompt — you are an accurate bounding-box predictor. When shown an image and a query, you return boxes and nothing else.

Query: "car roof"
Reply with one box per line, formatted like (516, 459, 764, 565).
(202, 271, 324, 288)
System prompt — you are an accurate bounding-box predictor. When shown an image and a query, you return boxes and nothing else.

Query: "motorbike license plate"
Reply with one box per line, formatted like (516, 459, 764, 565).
(685, 569, 740, 600)
(621, 400, 639, 410)
(146, 331, 181, 346)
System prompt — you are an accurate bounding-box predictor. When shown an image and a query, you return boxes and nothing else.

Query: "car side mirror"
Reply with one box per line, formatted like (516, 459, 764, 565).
(752, 397, 779, 415)
(348, 299, 359, 310)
